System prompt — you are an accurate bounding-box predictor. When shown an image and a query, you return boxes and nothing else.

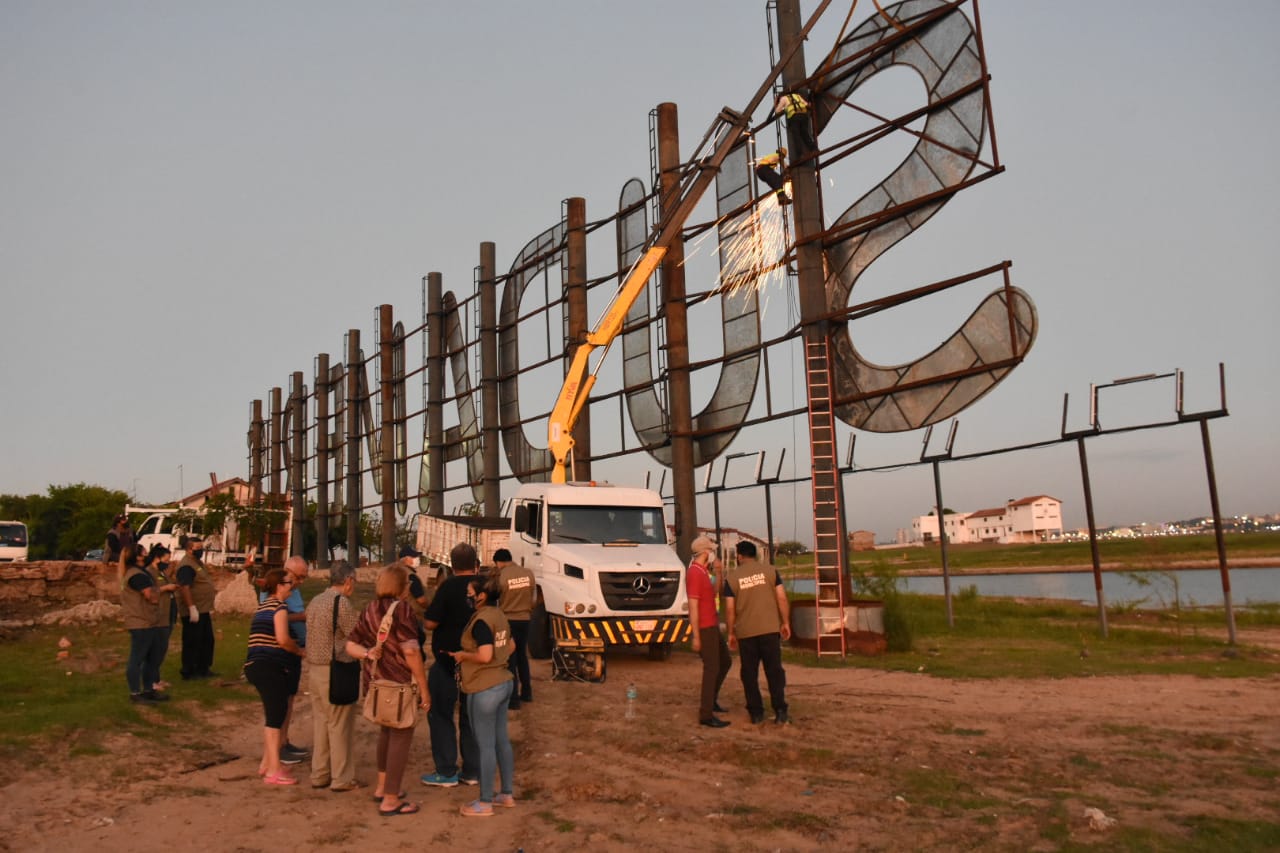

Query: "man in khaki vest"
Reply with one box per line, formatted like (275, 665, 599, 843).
(177, 537, 218, 680)
(494, 548, 535, 708)
(723, 540, 791, 724)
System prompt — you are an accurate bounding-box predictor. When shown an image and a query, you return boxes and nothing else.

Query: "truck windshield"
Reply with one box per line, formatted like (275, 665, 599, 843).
(0, 523, 27, 546)
(546, 505, 666, 545)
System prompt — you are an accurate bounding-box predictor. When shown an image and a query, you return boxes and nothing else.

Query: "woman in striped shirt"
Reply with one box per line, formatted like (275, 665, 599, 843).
(243, 568, 305, 785)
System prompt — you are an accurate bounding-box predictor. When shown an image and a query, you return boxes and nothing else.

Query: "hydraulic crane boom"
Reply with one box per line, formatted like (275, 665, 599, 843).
(546, 0, 832, 483)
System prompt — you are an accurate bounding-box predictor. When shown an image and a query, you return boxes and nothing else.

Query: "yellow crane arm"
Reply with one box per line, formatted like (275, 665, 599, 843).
(548, 245, 667, 483)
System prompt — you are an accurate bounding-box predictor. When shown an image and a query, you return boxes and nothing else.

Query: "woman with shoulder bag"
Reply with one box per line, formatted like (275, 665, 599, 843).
(346, 564, 429, 817)
(450, 576, 517, 817)
(243, 569, 305, 785)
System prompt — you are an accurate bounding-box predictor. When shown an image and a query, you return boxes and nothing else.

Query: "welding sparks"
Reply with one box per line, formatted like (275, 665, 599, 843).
(713, 190, 792, 301)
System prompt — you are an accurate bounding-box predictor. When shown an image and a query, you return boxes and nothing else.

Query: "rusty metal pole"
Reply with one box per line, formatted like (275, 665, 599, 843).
(346, 331, 362, 563)
(1199, 419, 1237, 644)
(565, 197, 590, 481)
(249, 399, 263, 502)
(778, 0, 851, 602)
(379, 305, 396, 562)
(479, 243, 501, 517)
(315, 354, 330, 568)
(290, 371, 306, 558)
(269, 387, 283, 505)
(657, 102, 698, 561)
(426, 273, 445, 515)
(932, 459, 954, 628)
(1076, 436, 1109, 638)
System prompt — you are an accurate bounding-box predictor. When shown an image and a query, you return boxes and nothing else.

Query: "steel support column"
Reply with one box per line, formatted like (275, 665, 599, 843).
(346, 331, 362, 562)
(290, 371, 306, 558)
(379, 304, 396, 562)
(426, 273, 445, 515)
(565, 197, 590, 480)
(479, 242, 501, 516)
(656, 102, 698, 561)
(315, 353, 330, 568)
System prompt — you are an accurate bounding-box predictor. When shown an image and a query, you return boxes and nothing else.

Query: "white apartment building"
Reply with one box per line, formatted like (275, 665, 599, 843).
(910, 495, 1063, 545)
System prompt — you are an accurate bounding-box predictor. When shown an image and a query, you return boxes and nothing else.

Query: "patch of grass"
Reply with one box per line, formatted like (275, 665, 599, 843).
(533, 810, 576, 833)
(894, 767, 1002, 815)
(1068, 753, 1101, 771)
(933, 724, 986, 737)
(0, 622, 257, 761)
(833, 593, 1280, 679)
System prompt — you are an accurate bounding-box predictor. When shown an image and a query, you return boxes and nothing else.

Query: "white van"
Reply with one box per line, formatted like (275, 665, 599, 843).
(0, 520, 30, 562)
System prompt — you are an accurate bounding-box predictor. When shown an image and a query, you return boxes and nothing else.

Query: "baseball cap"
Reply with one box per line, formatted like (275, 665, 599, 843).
(399, 545, 423, 559)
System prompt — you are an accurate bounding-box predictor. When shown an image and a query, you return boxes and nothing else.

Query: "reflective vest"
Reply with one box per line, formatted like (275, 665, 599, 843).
(779, 93, 809, 119)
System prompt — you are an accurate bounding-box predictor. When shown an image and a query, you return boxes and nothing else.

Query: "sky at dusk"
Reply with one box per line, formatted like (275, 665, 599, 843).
(3, 1, 1277, 544)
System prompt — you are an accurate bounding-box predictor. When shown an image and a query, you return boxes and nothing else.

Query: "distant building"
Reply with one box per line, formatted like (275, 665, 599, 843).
(910, 495, 1063, 545)
(847, 530, 876, 552)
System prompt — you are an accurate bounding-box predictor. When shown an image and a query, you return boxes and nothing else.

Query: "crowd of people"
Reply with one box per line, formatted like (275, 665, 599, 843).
(118, 515, 791, 817)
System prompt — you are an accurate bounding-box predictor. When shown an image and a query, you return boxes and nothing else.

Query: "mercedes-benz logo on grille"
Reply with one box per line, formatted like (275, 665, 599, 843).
(632, 576, 652, 595)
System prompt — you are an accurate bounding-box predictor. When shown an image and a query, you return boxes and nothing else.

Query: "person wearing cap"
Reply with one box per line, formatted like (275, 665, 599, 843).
(397, 545, 430, 656)
(105, 513, 135, 564)
(755, 147, 791, 206)
(723, 540, 791, 725)
(493, 547, 535, 708)
(686, 535, 731, 728)
(176, 537, 218, 680)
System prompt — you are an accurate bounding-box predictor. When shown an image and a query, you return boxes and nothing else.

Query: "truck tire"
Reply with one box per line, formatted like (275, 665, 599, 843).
(528, 599, 551, 660)
(647, 642, 672, 661)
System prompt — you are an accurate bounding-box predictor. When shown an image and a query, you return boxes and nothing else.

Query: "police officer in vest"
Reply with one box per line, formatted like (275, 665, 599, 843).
(722, 540, 792, 724)
(493, 548, 536, 708)
(177, 537, 218, 680)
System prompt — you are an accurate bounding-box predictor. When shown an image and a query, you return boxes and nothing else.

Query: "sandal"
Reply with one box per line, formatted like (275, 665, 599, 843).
(263, 772, 298, 786)
(379, 801, 420, 817)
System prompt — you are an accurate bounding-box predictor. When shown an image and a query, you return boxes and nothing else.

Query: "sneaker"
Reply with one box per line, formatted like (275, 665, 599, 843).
(279, 750, 303, 766)
(494, 793, 517, 808)
(283, 742, 310, 756)
(774, 709, 790, 725)
(130, 692, 157, 704)
(420, 772, 460, 788)
(459, 799, 494, 817)
(699, 716, 730, 728)
(459, 775, 479, 787)
(141, 690, 170, 702)
(749, 710, 765, 725)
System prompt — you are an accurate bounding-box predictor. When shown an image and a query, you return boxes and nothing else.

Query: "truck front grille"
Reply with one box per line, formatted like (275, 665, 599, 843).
(598, 571, 681, 610)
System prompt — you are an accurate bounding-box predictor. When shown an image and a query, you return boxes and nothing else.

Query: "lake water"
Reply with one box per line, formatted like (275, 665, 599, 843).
(787, 567, 1279, 609)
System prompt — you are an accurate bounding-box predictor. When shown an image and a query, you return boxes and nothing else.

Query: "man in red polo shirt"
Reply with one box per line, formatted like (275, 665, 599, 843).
(686, 535, 731, 728)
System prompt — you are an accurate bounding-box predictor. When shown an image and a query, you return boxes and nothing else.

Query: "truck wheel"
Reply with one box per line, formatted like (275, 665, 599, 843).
(647, 642, 672, 661)
(528, 600, 551, 660)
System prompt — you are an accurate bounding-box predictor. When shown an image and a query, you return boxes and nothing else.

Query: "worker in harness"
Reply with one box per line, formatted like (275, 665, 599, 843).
(754, 147, 791, 206)
(774, 89, 817, 158)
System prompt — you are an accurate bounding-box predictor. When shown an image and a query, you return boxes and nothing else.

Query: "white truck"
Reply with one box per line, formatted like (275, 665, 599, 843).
(128, 505, 249, 566)
(415, 481, 690, 681)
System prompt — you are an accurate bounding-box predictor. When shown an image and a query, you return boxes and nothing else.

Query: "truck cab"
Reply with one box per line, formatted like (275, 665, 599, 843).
(0, 520, 29, 562)
(507, 482, 689, 678)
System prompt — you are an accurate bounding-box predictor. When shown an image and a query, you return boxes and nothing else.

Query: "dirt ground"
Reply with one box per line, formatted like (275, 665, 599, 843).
(1, 645, 1277, 852)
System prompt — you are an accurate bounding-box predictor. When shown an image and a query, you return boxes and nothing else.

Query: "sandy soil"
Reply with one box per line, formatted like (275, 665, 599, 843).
(1, 647, 1277, 852)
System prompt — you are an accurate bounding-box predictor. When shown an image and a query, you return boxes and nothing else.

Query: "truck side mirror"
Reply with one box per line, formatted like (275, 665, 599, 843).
(514, 504, 529, 534)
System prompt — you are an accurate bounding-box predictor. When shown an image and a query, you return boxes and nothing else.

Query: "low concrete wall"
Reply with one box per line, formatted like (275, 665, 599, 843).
(0, 560, 241, 621)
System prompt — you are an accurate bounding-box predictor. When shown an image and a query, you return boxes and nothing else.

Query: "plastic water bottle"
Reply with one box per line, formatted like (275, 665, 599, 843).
(625, 682, 638, 719)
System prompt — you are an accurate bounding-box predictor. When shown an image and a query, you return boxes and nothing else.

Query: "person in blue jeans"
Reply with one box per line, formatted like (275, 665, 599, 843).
(420, 543, 481, 788)
(450, 575, 515, 817)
